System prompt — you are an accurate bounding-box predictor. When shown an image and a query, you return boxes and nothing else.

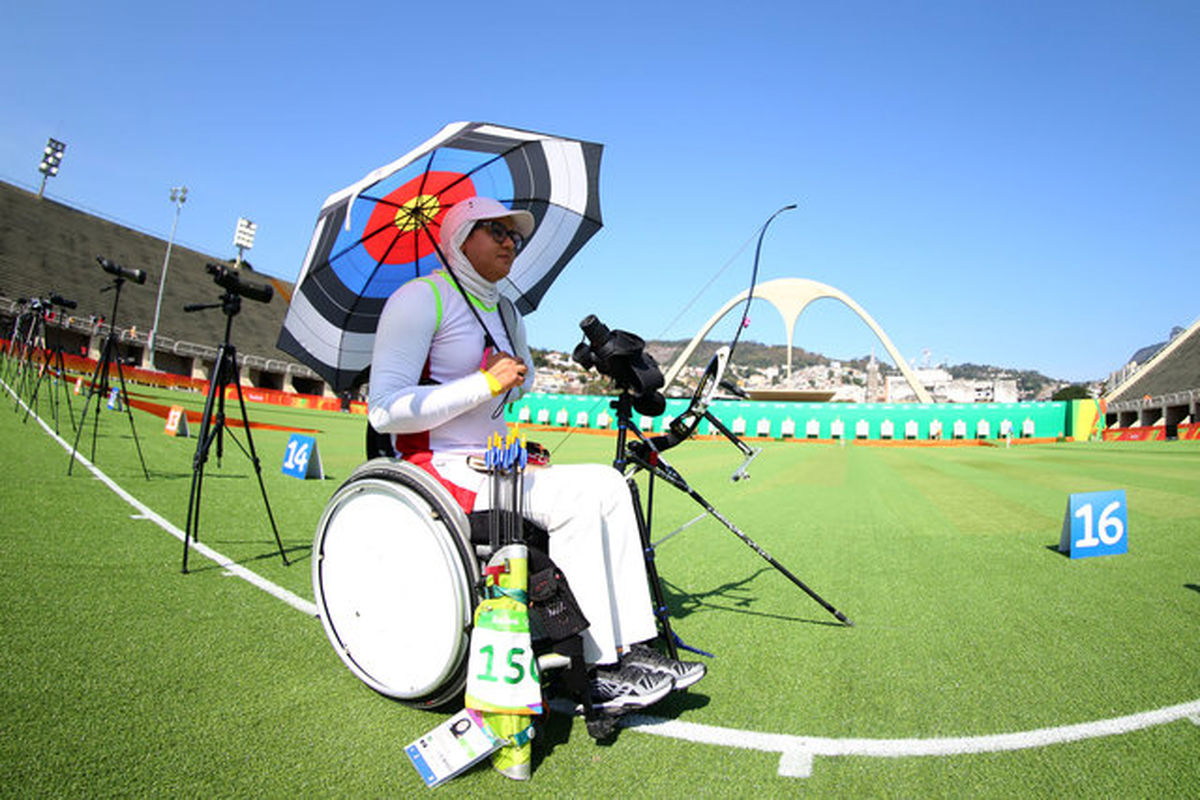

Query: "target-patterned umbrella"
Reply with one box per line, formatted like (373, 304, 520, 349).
(277, 121, 603, 392)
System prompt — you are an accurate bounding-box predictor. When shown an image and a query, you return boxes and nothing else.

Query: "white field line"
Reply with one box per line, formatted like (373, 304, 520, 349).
(10, 378, 1199, 777)
(7, 379, 317, 617)
(626, 698, 1200, 776)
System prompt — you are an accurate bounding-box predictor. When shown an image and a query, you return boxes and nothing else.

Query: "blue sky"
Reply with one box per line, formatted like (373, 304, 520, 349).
(2, 1, 1196, 382)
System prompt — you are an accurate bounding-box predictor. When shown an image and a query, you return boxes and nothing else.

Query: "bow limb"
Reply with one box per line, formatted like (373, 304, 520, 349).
(725, 203, 797, 366)
(659, 204, 797, 391)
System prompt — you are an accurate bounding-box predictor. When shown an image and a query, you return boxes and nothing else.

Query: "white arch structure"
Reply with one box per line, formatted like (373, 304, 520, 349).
(663, 277, 934, 404)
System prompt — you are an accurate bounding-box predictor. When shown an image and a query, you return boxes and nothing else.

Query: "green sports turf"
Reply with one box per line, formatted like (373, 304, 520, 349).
(2, 378, 1198, 797)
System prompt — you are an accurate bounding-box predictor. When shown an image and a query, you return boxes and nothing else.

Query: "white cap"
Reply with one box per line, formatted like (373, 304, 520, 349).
(440, 196, 535, 247)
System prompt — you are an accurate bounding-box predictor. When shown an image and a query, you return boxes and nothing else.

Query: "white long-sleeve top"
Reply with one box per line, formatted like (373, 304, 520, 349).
(367, 269, 534, 457)
(368, 270, 656, 665)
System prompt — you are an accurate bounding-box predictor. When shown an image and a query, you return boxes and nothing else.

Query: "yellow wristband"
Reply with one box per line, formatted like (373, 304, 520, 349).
(481, 369, 504, 396)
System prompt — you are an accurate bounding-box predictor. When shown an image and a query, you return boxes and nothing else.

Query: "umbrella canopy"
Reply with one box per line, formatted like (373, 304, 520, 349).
(277, 122, 603, 392)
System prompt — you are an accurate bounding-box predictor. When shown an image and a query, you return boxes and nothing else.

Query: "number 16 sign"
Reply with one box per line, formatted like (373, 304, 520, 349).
(1059, 489, 1128, 559)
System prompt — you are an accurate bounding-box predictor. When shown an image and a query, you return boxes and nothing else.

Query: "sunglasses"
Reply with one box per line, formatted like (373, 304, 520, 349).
(473, 219, 526, 252)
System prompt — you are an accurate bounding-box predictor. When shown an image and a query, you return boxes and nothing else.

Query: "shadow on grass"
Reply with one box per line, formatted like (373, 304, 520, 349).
(533, 686, 713, 765)
(1045, 543, 1070, 558)
(1186, 583, 1200, 596)
(270, 543, 312, 566)
(146, 470, 194, 480)
(660, 568, 847, 628)
(148, 465, 344, 482)
(180, 542, 312, 574)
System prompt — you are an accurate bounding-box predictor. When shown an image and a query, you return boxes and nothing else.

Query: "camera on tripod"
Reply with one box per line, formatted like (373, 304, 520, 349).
(206, 262, 273, 304)
(97, 256, 146, 285)
(46, 293, 76, 310)
(182, 266, 287, 573)
(26, 294, 76, 315)
(572, 314, 665, 416)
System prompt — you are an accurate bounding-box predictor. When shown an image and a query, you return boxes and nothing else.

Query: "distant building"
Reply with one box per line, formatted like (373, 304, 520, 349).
(886, 371, 1018, 403)
(866, 354, 883, 402)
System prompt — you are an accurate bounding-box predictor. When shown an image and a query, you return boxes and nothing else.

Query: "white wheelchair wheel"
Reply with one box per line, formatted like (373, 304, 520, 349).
(313, 459, 479, 709)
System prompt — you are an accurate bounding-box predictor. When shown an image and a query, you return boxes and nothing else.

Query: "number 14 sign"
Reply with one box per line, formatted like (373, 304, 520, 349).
(281, 434, 325, 480)
(1059, 489, 1128, 559)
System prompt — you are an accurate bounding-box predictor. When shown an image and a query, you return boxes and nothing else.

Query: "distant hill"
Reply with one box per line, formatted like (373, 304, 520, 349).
(535, 338, 1065, 400)
(648, 338, 1058, 381)
(643, 339, 832, 371)
(943, 363, 1062, 401)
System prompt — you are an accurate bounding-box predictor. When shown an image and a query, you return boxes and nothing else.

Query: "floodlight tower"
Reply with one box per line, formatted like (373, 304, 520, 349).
(148, 186, 188, 370)
(37, 138, 66, 199)
(233, 217, 257, 268)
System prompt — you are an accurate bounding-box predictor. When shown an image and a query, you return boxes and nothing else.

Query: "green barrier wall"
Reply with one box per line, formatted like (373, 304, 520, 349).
(507, 394, 1068, 441)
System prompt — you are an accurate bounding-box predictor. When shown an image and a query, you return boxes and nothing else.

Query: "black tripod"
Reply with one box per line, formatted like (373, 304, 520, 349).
(68, 277, 149, 479)
(609, 392, 689, 659)
(3, 302, 37, 395)
(22, 298, 79, 434)
(5, 302, 55, 406)
(181, 290, 288, 573)
(612, 391, 854, 661)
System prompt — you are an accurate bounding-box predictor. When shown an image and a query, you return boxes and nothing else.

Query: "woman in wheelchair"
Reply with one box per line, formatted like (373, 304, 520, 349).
(367, 196, 704, 711)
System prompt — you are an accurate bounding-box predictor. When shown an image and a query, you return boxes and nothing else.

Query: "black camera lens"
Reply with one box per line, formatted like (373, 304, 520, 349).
(579, 314, 610, 346)
(571, 313, 666, 417)
(96, 256, 146, 285)
(206, 263, 273, 304)
(572, 342, 595, 369)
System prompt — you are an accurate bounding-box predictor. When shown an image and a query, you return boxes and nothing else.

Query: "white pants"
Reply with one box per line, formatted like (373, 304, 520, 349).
(433, 457, 657, 665)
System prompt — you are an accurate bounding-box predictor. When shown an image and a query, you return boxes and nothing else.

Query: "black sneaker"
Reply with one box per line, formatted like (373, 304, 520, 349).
(582, 662, 674, 713)
(622, 643, 707, 690)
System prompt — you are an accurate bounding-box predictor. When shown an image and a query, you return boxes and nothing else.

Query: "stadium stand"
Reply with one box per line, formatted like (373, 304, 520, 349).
(0, 180, 328, 395)
(1102, 317, 1200, 439)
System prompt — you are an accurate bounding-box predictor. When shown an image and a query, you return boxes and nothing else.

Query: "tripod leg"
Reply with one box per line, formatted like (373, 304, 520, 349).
(28, 335, 72, 434)
(625, 478, 681, 659)
(182, 444, 210, 574)
(230, 377, 289, 566)
(182, 351, 225, 573)
(11, 324, 37, 411)
(67, 340, 109, 475)
(215, 361, 227, 466)
(67, 392, 94, 473)
(30, 320, 60, 432)
(35, 321, 76, 433)
(23, 347, 49, 426)
(43, 349, 60, 433)
(181, 347, 228, 573)
(87, 337, 113, 463)
(55, 347, 76, 431)
(112, 358, 150, 480)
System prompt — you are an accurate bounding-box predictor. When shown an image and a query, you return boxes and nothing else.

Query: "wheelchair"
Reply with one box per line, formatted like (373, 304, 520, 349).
(312, 348, 732, 711)
(313, 427, 584, 714)
(312, 456, 482, 709)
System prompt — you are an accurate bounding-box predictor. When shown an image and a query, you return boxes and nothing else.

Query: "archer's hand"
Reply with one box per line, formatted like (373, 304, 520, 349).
(484, 351, 528, 392)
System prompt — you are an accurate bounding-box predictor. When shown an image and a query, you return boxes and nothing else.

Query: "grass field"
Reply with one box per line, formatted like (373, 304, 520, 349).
(2, 376, 1199, 798)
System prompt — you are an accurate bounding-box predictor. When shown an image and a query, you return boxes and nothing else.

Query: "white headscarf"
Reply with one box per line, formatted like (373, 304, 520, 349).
(437, 196, 535, 307)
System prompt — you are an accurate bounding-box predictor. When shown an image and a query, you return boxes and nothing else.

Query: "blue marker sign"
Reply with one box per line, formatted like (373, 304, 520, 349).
(1059, 489, 1128, 559)
(281, 434, 324, 480)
